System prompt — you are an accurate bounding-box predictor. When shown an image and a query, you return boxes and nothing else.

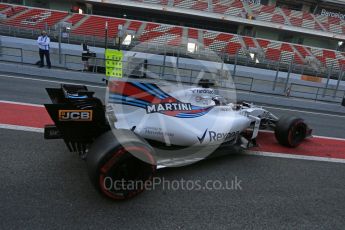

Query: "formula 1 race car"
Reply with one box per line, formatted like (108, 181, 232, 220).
(44, 80, 312, 200)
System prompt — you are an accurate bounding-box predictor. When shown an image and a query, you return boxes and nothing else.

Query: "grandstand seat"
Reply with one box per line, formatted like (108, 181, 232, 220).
(138, 0, 169, 5)
(1, 5, 27, 18)
(0, 4, 10, 11)
(173, 0, 209, 11)
(203, 31, 233, 52)
(188, 28, 199, 39)
(212, 0, 244, 17)
(254, 6, 285, 24)
(174, 0, 193, 8)
(293, 45, 311, 65)
(293, 53, 304, 65)
(339, 53, 345, 70)
(127, 20, 142, 32)
(314, 13, 345, 34)
(202, 30, 243, 55)
(265, 48, 281, 61)
(256, 38, 270, 49)
(242, 36, 256, 48)
(224, 42, 242, 55)
(72, 15, 126, 38)
(65, 14, 85, 26)
(5, 8, 68, 30)
(138, 23, 183, 46)
(280, 43, 294, 64)
(271, 14, 285, 24)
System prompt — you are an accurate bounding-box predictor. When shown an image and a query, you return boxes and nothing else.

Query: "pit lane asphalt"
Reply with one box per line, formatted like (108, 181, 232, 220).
(1, 129, 345, 229)
(1, 73, 345, 229)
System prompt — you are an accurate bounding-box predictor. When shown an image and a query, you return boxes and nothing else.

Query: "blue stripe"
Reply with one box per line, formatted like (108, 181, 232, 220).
(191, 105, 212, 110)
(108, 98, 147, 108)
(109, 95, 148, 106)
(143, 83, 170, 99)
(109, 94, 150, 106)
(176, 114, 205, 118)
(108, 99, 147, 109)
(67, 95, 88, 99)
(177, 113, 207, 118)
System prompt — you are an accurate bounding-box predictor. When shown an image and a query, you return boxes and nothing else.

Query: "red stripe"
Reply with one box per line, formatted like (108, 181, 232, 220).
(109, 81, 159, 103)
(0, 102, 52, 128)
(254, 132, 345, 159)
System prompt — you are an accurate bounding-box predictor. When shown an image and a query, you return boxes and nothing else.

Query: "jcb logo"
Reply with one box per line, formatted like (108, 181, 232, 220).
(58, 110, 93, 121)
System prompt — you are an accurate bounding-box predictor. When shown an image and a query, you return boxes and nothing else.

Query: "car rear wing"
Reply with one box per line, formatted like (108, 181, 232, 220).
(44, 84, 110, 154)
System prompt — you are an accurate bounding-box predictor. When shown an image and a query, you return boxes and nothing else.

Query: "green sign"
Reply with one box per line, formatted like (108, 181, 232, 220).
(105, 49, 123, 78)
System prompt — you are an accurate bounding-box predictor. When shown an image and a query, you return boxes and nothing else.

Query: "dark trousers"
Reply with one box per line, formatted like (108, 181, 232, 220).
(39, 49, 51, 67)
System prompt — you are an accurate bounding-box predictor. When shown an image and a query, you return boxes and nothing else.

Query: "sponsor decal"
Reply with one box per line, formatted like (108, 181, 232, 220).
(197, 129, 208, 143)
(58, 110, 93, 121)
(240, 0, 261, 5)
(321, 9, 345, 20)
(219, 107, 233, 112)
(146, 103, 192, 114)
(198, 130, 240, 144)
(143, 127, 174, 137)
(191, 89, 215, 94)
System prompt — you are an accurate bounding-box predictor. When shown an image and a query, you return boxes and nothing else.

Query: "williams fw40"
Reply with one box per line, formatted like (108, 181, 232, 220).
(44, 80, 312, 200)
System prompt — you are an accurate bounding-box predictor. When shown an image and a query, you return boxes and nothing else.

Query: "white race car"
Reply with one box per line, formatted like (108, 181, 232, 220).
(44, 79, 312, 200)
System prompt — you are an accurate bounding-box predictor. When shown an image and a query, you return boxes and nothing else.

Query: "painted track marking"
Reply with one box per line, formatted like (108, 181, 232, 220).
(0, 73, 106, 89)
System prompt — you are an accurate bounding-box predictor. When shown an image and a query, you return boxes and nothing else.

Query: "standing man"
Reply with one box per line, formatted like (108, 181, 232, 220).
(37, 30, 51, 68)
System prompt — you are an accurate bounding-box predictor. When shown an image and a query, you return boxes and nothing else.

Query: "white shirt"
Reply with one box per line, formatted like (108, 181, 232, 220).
(37, 35, 50, 50)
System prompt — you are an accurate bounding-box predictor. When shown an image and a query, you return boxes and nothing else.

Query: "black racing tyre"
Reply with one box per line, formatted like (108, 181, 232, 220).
(86, 130, 156, 200)
(274, 116, 307, 147)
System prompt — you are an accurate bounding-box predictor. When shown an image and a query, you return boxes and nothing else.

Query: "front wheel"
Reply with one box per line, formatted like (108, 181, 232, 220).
(87, 130, 156, 200)
(274, 116, 307, 147)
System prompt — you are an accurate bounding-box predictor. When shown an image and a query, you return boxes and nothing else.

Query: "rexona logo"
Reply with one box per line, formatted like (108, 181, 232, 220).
(58, 110, 93, 121)
(146, 103, 192, 113)
(198, 129, 240, 144)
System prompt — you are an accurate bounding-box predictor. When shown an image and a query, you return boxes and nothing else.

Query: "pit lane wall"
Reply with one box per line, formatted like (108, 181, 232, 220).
(0, 35, 345, 114)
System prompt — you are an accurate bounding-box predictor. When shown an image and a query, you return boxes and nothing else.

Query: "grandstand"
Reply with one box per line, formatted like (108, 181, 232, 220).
(0, 0, 344, 74)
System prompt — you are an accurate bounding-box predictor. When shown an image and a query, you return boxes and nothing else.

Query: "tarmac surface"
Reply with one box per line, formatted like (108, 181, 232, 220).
(0, 72, 345, 229)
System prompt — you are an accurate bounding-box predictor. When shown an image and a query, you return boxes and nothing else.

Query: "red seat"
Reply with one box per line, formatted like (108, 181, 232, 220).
(243, 37, 256, 48)
(266, 48, 281, 61)
(72, 15, 126, 38)
(66, 14, 85, 26)
(188, 28, 198, 39)
(5, 9, 67, 30)
(127, 21, 142, 31)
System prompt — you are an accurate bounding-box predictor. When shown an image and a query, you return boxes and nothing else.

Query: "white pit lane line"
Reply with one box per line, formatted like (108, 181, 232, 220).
(0, 100, 45, 107)
(0, 124, 43, 133)
(262, 105, 345, 119)
(0, 73, 106, 89)
(245, 151, 345, 164)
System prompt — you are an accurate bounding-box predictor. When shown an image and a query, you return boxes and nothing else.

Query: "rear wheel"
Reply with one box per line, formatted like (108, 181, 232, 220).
(274, 116, 307, 147)
(87, 130, 156, 200)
